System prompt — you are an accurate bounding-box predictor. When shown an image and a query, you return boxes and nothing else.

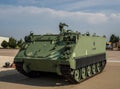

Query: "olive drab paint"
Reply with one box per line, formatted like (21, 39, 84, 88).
(14, 23, 106, 83)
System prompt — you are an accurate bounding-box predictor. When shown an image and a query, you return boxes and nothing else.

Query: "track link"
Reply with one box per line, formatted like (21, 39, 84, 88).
(60, 60, 106, 83)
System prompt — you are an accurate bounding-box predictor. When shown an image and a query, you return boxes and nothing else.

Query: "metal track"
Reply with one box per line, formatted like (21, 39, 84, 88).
(60, 60, 106, 83)
(15, 60, 106, 83)
(15, 62, 40, 78)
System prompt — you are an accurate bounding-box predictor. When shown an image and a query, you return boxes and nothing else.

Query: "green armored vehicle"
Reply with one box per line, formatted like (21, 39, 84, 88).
(14, 23, 106, 83)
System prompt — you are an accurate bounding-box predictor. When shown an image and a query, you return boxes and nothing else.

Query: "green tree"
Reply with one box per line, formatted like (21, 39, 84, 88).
(1, 40, 8, 48)
(17, 39, 23, 48)
(8, 37, 17, 48)
(109, 34, 119, 43)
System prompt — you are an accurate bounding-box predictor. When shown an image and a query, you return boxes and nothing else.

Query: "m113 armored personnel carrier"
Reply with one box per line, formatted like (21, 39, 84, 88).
(14, 23, 106, 83)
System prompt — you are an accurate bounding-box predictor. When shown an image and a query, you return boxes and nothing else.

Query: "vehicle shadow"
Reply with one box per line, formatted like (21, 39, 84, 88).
(0, 69, 72, 86)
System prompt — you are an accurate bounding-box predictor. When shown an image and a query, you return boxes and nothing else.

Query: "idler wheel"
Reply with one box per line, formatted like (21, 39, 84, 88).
(102, 60, 106, 69)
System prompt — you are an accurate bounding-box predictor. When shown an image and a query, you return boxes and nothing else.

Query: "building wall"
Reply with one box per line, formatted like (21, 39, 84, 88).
(0, 37, 9, 48)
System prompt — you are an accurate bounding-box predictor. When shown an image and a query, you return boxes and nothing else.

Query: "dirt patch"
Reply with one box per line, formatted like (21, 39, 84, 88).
(106, 50, 120, 60)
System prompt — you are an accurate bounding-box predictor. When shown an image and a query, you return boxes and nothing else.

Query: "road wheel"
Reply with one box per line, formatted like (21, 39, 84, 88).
(92, 64, 96, 74)
(74, 69, 81, 82)
(81, 67, 86, 79)
(87, 65, 92, 77)
(96, 62, 101, 72)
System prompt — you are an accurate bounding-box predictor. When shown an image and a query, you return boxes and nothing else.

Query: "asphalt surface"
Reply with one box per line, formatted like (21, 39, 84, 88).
(0, 49, 120, 89)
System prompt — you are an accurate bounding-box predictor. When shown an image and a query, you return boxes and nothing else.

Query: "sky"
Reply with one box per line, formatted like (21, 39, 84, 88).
(0, 0, 120, 41)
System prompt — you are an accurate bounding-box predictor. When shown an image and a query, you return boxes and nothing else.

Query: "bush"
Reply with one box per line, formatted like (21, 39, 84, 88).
(109, 34, 119, 43)
(1, 40, 8, 48)
(17, 39, 23, 48)
(8, 37, 17, 48)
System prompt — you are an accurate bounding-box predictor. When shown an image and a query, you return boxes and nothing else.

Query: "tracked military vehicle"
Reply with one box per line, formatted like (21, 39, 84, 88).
(14, 23, 106, 83)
